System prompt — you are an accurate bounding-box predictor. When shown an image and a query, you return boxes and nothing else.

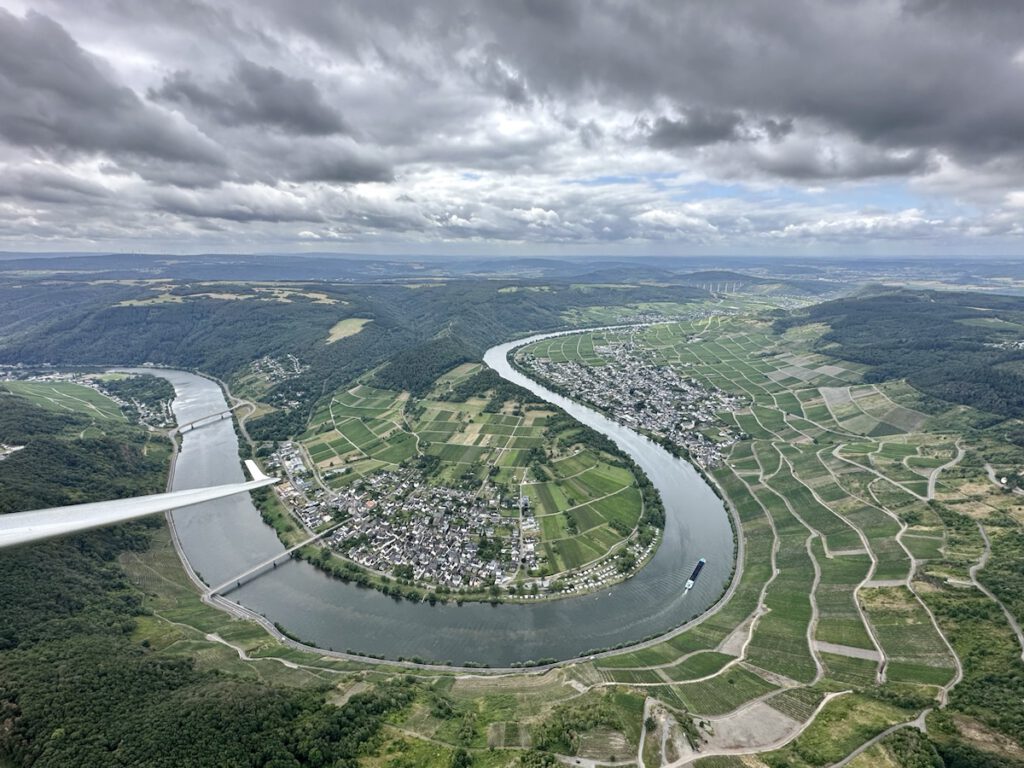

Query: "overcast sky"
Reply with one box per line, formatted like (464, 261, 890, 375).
(1, 0, 1023, 256)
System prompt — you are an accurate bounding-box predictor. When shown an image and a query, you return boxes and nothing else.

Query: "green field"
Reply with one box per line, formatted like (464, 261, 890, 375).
(299, 366, 645, 582)
(300, 384, 415, 481)
(3, 380, 124, 421)
(511, 312, 1024, 764)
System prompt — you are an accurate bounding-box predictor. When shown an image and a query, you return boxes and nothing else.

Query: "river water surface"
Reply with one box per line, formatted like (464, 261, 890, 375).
(130, 332, 733, 667)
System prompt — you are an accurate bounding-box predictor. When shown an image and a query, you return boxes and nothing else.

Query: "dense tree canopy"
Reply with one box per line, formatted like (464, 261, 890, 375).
(0, 277, 705, 441)
(97, 373, 175, 411)
(0, 396, 415, 767)
(775, 290, 1024, 419)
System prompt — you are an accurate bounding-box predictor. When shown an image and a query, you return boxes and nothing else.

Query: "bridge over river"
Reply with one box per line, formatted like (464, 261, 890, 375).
(174, 403, 245, 434)
(207, 523, 343, 596)
(134, 332, 733, 668)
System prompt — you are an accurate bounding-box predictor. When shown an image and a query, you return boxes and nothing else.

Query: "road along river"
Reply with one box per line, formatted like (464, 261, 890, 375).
(134, 331, 734, 668)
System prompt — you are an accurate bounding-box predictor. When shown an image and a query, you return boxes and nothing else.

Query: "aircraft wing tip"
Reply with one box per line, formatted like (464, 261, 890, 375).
(244, 459, 272, 483)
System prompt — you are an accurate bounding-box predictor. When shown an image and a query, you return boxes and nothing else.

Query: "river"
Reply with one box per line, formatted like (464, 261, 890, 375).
(131, 332, 734, 667)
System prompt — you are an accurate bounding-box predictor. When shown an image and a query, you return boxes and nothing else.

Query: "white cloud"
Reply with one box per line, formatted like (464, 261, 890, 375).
(0, 2, 1022, 254)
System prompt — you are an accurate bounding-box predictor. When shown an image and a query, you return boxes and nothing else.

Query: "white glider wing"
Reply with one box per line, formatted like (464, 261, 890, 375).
(0, 461, 277, 549)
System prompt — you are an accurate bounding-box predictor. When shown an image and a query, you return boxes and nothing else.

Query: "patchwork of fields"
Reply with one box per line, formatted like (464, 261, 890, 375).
(118, 301, 1024, 768)
(299, 364, 645, 580)
(3, 380, 124, 422)
(501, 314, 1023, 766)
(302, 383, 416, 480)
(521, 332, 611, 366)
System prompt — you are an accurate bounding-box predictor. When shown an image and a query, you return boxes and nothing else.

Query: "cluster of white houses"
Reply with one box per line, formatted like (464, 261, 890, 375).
(519, 333, 743, 467)
(260, 395, 674, 597)
(94, 379, 175, 428)
(261, 446, 657, 597)
(327, 468, 522, 589)
(263, 450, 531, 589)
(248, 354, 307, 384)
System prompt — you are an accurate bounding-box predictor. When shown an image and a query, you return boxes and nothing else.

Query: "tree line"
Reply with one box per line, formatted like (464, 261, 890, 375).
(0, 393, 419, 767)
(775, 290, 1024, 420)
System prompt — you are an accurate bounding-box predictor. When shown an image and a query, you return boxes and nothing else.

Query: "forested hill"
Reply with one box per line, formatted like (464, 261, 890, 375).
(0, 392, 170, 513)
(775, 289, 1024, 419)
(0, 391, 418, 767)
(0, 277, 707, 439)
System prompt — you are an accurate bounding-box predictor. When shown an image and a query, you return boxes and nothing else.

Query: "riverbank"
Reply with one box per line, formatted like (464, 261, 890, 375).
(271, 525, 664, 610)
(145, 338, 734, 667)
(252, 367, 670, 605)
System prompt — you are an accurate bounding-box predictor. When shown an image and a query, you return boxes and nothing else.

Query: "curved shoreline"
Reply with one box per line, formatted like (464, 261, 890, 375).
(203, 327, 743, 674)
(149, 325, 738, 669)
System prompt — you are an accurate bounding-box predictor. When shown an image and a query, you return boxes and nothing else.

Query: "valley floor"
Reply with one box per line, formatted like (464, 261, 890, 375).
(116, 302, 1024, 767)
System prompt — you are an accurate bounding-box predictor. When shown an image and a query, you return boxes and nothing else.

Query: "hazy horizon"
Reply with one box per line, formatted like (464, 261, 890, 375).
(2, 1, 1024, 256)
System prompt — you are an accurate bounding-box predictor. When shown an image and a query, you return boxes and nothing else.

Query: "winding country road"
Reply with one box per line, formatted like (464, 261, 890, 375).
(927, 440, 964, 500)
(829, 709, 930, 768)
(969, 522, 1024, 662)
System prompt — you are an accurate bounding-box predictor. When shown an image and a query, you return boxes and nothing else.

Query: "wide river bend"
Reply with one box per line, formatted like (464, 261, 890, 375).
(128, 331, 734, 667)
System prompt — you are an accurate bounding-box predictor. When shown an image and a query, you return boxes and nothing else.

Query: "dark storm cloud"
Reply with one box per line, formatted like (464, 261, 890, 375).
(647, 109, 747, 148)
(265, 0, 1024, 168)
(151, 187, 323, 223)
(531, 0, 1024, 166)
(0, 9, 222, 165)
(469, 49, 530, 105)
(0, 165, 110, 204)
(152, 60, 348, 135)
(288, 149, 394, 184)
(3, 0, 1024, 251)
(752, 145, 935, 181)
(100, 157, 234, 189)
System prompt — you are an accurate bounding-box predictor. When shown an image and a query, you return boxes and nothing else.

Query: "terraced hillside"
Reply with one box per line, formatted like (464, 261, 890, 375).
(69, 297, 1024, 768)
(500, 312, 1024, 766)
(294, 363, 656, 598)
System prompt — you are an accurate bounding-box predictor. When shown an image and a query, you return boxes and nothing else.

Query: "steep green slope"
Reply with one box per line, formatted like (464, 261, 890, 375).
(0, 395, 415, 768)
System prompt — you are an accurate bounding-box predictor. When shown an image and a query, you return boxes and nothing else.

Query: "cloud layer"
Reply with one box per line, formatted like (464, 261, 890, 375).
(1, 0, 1023, 254)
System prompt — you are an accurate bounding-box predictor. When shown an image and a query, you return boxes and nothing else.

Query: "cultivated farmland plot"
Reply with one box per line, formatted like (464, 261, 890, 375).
(250, 304, 1024, 766)
(487, 312, 1023, 763)
(3, 380, 124, 421)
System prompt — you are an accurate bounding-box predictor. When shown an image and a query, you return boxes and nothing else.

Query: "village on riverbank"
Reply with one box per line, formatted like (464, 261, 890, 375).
(259, 357, 669, 602)
(516, 329, 745, 468)
(0, 369, 175, 429)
